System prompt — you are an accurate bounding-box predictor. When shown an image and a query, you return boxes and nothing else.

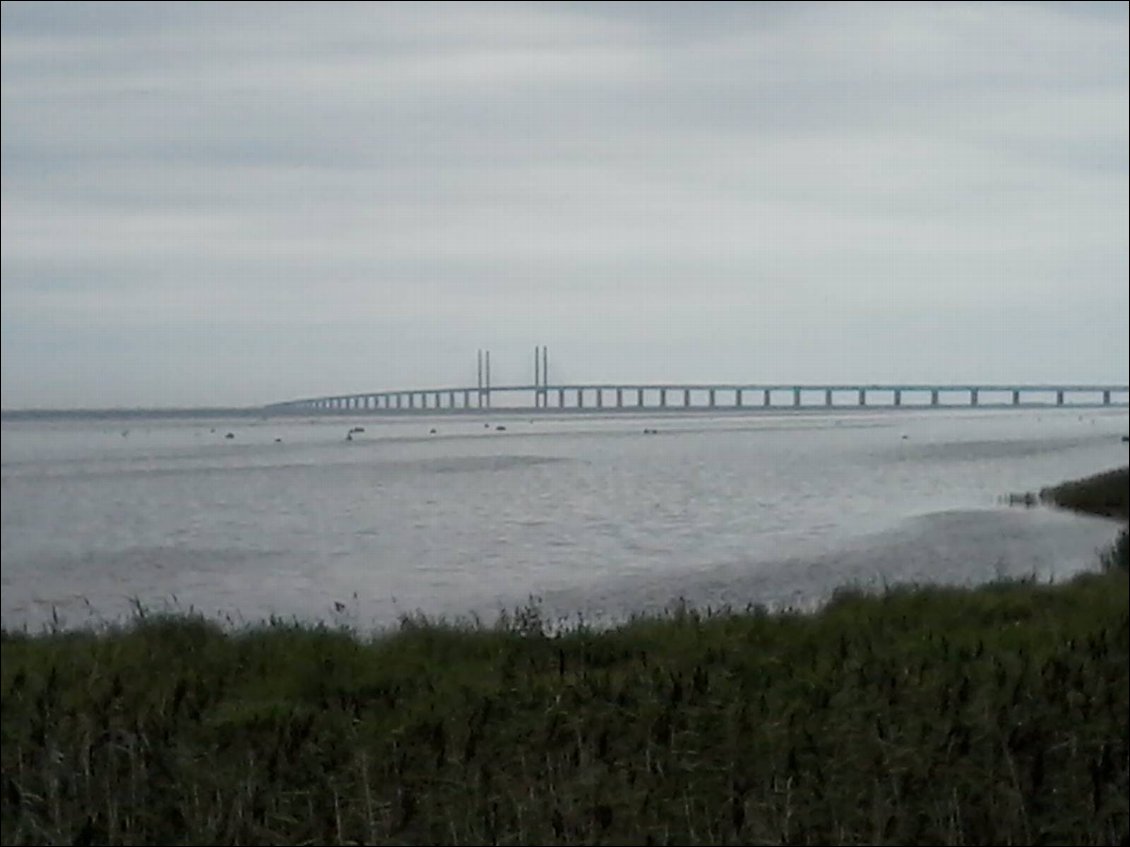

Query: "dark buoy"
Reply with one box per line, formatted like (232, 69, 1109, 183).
(496, 425, 507, 431)
(225, 432, 235, 439)
(430, 428, 437, 434)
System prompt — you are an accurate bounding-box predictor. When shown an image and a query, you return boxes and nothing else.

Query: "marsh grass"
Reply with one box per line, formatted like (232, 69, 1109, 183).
(3, 569, 1127, 845)
(1040, 466, 1129, 522)
(2, 467, 1128, 845)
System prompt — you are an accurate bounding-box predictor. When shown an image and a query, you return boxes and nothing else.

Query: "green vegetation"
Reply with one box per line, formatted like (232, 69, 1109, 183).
(1041, 466, 1129, 522)
(2, 471, 1128, 845)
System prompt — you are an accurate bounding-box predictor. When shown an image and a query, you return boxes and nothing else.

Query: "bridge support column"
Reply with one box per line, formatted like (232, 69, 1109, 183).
(793, 388, 801, 407)
(894, 390, 901, 407)
(577, 389, 584, 408)
(660, 389, 667, 407)
(396, 395, 402, 409)
(436, 392, 442, 408)
(1013, 390, 1020, 406)
(858, 389, 866, 406)
(596, 389, 603, 409)
(558, 389, 565, 408)
(1103, 390, 1111, 405)
(1056, 390, 1064, 406)
(449, 391, 455, 408)
(825, 389, 833, 407)
(637, 389, 644, 407)
(931, 390, 939, 407)
(684, 389, 691, 407)
(971, 389, 978, 407)
(616, 388, 623, 408)
(736, 389, 743, 407)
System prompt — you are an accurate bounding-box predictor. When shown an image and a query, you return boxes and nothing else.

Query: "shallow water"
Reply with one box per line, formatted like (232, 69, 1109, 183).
(2, 407, 1126, 631)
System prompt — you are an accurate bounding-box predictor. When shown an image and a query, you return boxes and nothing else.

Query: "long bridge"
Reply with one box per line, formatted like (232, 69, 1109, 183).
(265, 346, 1128, 415)
(268, 382, 1129, 414)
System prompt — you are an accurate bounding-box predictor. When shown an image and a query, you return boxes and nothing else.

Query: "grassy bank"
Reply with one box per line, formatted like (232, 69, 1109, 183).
(1041, 466, 1129, 522)
(2, 474, 1128, 845)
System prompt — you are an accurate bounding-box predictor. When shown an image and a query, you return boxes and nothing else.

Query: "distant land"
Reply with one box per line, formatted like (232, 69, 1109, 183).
(0, 407, 265, 421)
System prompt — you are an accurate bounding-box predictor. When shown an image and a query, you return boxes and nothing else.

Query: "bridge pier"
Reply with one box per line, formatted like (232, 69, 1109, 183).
(616, 388, 623, 408)
(559, 388, 565, 409)
(1056, 390, 1064, 406)
(825, 388, 833, 407)
(709, 389, 716, 407)
(1104, 390, 1111, 405)
(577, 389, 584, 408)
(684, 389, 691, 407)
(660, 389, 667, 407)
(894, 390, 901, 407)
(793, 388, 801, 407)
(736, 389, 743, 407)
(858, 389, 866, 406)
(764, 389, 771, 407)
(1013, 390, 1020, 406)
(971, 389, 979, 406)
(638, 388, 644, 407)
(596, 389, 603, 409)
(931, 390, 939, 407)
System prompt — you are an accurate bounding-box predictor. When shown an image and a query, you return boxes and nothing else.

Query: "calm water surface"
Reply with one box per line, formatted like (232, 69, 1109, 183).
(2, 407, 1126, 631)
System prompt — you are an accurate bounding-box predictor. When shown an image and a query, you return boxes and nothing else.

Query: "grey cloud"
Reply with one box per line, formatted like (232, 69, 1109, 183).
(2, 1, 1127, 407)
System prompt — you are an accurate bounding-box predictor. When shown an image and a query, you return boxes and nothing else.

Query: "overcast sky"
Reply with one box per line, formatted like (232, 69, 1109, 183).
(2, 1, 1127, 408)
